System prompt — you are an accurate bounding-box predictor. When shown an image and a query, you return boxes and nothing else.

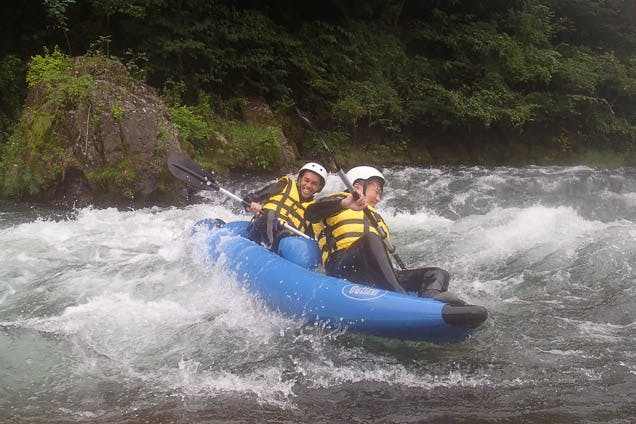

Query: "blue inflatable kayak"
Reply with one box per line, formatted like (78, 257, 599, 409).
(194, 219, 488, 342)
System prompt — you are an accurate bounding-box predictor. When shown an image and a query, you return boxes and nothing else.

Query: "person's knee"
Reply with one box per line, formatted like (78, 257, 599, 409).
(419, 268, 450, 297)
(429, 268, 450, 289)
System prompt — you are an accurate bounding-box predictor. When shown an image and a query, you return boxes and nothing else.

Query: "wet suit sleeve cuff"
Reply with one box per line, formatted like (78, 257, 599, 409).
(243, 181, 286, 209)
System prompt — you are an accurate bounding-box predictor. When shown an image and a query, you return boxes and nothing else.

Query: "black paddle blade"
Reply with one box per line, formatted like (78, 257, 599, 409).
(167, 154, 219, 191)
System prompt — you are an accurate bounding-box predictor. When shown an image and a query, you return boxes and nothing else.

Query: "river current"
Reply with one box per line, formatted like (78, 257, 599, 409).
(1, 165, 634, 423)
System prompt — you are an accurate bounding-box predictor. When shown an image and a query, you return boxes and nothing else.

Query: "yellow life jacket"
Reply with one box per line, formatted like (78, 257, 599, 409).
(314, 191, 390, 266)
(261, 176, 314, 235)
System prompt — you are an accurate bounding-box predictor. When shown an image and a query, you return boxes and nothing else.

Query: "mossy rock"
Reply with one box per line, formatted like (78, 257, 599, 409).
(0, 52, 185, 207)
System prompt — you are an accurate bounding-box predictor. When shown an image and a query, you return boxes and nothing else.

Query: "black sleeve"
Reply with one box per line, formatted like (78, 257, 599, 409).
(305, 194, 347, 222)
(243, 181, 286, 208)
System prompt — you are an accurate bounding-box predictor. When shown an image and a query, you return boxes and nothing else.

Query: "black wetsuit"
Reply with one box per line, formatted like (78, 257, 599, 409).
(305, 195, 450, 297)
(243, 181, 315, 250)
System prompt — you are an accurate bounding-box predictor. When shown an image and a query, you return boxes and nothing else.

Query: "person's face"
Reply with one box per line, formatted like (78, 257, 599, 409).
(299, 171, 322, 199)
(361, 180, 383, 207)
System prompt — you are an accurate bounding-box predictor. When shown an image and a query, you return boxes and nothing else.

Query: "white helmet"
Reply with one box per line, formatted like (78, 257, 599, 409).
(346, 166, 385, 187)
(298, 162, 328, 192)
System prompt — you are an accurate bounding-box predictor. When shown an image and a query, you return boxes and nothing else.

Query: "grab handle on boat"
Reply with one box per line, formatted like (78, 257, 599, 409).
(167, 154, 311, 240)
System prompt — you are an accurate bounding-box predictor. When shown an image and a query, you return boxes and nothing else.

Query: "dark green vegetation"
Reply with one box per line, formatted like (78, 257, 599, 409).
(1, 0, 635, 195)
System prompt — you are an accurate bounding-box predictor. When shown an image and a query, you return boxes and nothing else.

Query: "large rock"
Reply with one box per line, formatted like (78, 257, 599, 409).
(22, 55, 185, 207)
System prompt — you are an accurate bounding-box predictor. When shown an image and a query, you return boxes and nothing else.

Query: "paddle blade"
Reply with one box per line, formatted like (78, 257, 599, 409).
(167, 154, 219, 191)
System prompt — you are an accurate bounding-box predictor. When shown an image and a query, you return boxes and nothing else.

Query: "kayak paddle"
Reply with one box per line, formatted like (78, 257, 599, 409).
(296, 109, 408, 293)
(167, 154, 311, 239)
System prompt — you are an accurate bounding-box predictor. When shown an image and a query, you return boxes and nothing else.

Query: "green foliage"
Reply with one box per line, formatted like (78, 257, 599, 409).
(26, 47, 72, 88)
(552, 48, 606, 95)
(224, 124, 282, 170)
(0, 109, 68, 197)
(170, 97, 282, 171)
(87, 0, 151, 19)
(0, 55, 26, 148)
(155, 119, 172, 155)
(576, 149, 627, 168)
(111, 102, 124, 122)
(160, 80, 187, 107)
(332, 80, 402, 134)
(86, 158, 136, 199)
(51, 74, 95, 108)
(42, 0, 76, 32)
(302, 130, 349, 166)
(129, 1, 301, 103)
(121, 48, 149, 82)
(26, 48, 95, 108)
(547, 0, 636, 55)
(170, 105, 210, 149)
(401, 8, 562, 131)
(0, 50, 102, 198)
(2, 0, 636, 168)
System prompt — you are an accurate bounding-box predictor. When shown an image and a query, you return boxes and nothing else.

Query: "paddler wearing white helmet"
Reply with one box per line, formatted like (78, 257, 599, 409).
(306, 165, 463, 304)
(243, 161, 328, 250)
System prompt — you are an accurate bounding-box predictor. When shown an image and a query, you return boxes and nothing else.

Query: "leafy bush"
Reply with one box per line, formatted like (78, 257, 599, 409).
(224, 123, 281, 170)
(3, 1, 636, 168)
(171, 105, 210, 149)
(26, 47, 72, 88)
(0, 109, 67, 197)
(27, 47, 95, 108)
(332, 80, 402, 134)
(0, 55, 26, 145)
(170, 99, 283, 171)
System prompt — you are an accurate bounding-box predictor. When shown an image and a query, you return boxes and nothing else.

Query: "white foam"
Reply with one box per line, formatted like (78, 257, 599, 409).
(170, 359, 297, 408)
(1, 165, 634, 410)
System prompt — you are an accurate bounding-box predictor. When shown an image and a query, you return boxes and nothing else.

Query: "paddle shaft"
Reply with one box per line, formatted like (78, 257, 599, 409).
(168, 154, 311, 240)
(219, 187, 248, 207)
(296, 110, 409, 291)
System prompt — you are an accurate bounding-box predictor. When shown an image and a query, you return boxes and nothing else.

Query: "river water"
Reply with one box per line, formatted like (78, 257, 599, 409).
(1, 166, 634, 423)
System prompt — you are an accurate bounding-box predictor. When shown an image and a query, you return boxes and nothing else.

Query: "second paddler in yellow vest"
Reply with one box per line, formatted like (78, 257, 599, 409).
(243, 162, 328, 250)
(306, 166, 464, 304)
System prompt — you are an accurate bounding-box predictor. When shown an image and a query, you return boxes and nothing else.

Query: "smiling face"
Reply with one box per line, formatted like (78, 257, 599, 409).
(298, 170, 322, 200)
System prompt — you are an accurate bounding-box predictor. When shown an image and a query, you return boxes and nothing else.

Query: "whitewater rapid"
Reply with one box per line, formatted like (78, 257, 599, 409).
(1, 165, 634, 422)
